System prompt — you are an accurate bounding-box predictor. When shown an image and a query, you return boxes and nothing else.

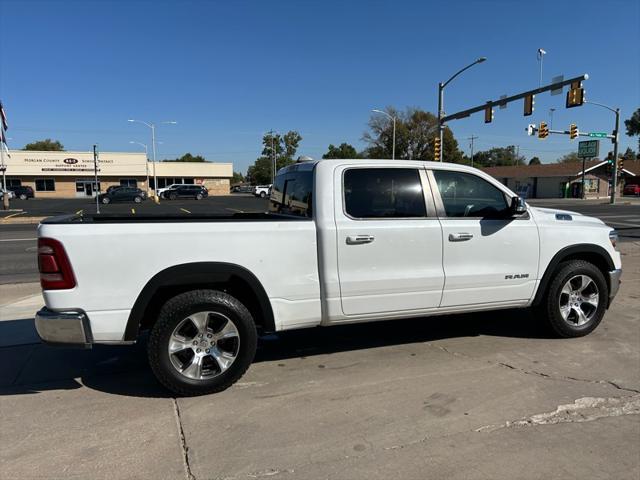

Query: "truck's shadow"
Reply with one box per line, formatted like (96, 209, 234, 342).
(0, 308, 552, 398)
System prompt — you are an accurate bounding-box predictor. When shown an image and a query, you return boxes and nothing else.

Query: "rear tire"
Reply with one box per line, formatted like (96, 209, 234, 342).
(134, 196, 142, 203)
(260, 191, 267, 198)
(540, 260, 608, 338)
(102, 197, 110, 204)
(148, 289, 257, 396)
(169, 193, 177, 200)
(196, 193, 203, 200)
(19, 194, 27, 200)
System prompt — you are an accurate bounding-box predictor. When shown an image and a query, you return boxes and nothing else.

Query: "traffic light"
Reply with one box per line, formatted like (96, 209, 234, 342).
(433, 136, 441, 161)
(527, 124, 536, 136)
(566, 81, 585, 108)
(524, 94, 535, 116)
(619, 157, 624, 171)
(538, 121, 549, 139)
(569, 123, 578, 140)
(484, 105, 494, 123)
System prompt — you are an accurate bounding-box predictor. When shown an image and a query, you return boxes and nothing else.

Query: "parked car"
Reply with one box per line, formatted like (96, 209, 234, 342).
(162, 185, 208, 200)
(156, 183, 189, 198)
(253, 184, 272, 198)
(10, 185, 34, 200)
(34, 159, 622, 396)
(106, 185, 125, 194)
(231, 185, 254, 193)
(97, 187, 147, 204)
(623, 183, 640, 196)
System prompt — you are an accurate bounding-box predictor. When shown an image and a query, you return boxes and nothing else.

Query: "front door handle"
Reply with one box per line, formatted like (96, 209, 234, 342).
(346, 235, 375, 245)
(449, 232, 473, 242)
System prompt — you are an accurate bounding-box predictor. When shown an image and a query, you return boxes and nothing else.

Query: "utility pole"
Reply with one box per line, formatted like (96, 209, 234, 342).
(93, 145, 100, 214)
(468, 135, 478, 168)
(270, 130, 275, 184)
(516, 145, 520, 165)
(611, 108, 620, 205)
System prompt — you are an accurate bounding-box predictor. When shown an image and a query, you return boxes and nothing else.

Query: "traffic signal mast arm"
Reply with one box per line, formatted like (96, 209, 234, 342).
(441, 74, 588, 123)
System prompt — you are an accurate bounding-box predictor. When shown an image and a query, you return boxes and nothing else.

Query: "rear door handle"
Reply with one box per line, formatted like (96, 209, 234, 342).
(448, 232, 473, 242)
(346, 235, 375, 245)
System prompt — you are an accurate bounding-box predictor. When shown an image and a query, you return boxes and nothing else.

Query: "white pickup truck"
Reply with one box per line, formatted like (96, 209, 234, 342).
(35, 159, 622, 395)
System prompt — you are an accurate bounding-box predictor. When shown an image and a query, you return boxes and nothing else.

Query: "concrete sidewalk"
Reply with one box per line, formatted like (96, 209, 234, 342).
(1, 245, 638, 479)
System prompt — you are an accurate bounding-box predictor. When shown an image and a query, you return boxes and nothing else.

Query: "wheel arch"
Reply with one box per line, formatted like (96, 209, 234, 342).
(123, 262, 275, 341)
(532, 244, 615, 306)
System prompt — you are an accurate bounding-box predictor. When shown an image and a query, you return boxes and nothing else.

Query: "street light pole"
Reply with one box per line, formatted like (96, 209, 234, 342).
(437, 57, 487, 162)
(129, 141, 149, 194)
(468, 135, 478, 168)
(128, 119, 176, 202)
(584, 101, 620, 204)
(372, 109, 396, 160)
(537, 48, 546, 87)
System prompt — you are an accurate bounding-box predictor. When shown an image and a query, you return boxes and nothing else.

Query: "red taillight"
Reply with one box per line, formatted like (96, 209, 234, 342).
(38, 238, 76, 290)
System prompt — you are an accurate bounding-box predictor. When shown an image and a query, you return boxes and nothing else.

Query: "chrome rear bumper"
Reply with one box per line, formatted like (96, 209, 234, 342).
(34, 307, 92, 348)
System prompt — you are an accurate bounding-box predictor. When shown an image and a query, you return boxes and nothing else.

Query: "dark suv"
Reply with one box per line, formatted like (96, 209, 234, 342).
(97, 187, 147, 204)
(162, 185, 208, 200)
(10, 186, 35, 200)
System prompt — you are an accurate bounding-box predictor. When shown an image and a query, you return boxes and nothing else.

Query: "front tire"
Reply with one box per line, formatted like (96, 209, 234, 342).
(260, 191, 267, 198)
(19, 194, 27, 200)
(148, 290, 257, 396)
(541, 260, 608, 338)
(102, 197, 110, 204)
(134, 196, 142, 203)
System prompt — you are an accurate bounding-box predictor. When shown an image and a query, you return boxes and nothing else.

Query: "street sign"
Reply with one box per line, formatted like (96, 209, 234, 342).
(588, 132, 607, 138)
(578, 140, 599, 158)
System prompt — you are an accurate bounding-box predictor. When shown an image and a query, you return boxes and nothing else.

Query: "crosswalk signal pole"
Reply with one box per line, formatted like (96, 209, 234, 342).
(610, 108, 620, 205)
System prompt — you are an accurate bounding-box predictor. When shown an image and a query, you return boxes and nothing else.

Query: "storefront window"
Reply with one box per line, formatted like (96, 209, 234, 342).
(35, 178, 55, 191)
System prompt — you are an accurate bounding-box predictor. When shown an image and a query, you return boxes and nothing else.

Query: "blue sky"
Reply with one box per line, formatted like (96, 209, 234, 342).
(1, 0, 638, 173)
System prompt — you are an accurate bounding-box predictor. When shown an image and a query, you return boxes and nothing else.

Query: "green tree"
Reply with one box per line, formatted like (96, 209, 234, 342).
(232, 171, 245, 184)
(622, 147, 636, 162)
(528, 156, 541, 165)
(557, 152, 581, 163)
(246, 131, 302, 184)
(23, 139, 64, 151)
(164, 153, 206, 162)
(472, 146, 526, 167)
(322, 143, 359, 159)
(624, 108, 640, 136)
(362, 107, 463, 163)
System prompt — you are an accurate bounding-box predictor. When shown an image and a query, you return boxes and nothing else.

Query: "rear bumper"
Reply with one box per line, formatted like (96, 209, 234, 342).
(34, 307, 92, 348)
(608, 268, 622, 305)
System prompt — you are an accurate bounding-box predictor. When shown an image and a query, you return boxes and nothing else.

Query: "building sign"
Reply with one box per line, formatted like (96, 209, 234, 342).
(5, 151, 147, 177)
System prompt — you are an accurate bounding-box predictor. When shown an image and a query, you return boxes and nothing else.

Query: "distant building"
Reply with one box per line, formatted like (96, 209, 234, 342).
(1, 150, 233, 198)
(482, 160, 639, 199)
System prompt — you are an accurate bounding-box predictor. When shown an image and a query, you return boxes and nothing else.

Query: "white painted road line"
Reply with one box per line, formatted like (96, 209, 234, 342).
(0, 238, 37, 242)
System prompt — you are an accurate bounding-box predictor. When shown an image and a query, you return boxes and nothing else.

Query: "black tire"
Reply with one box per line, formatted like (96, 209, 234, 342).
(19, 194, 27, 200)
(148, 289, 257, 396)
(195, 193, 203, 200)
(169, 193, 178, 200)
(134, 196, 142, 203)
(541, 260, 608, 338)
(260, 191, 267, 198)
(102, 197, 110, 204)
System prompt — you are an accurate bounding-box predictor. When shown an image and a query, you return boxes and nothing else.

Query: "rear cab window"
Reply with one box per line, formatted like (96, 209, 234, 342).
(269, 164, 314, 218)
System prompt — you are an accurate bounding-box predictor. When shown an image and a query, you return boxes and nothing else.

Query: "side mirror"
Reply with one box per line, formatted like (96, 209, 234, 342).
(510, 196, 527, 216)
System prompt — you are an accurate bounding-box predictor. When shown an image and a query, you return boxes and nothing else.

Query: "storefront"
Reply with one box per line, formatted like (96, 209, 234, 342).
(1, 150, 233, 198)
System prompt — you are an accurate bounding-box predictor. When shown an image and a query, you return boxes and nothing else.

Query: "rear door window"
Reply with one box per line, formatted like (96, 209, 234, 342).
(343, 168, 427, 218)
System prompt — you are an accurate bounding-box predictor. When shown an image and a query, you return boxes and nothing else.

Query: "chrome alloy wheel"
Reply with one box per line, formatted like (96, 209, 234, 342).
(559, 275, 599, 327)
(168, 311, 240, 380)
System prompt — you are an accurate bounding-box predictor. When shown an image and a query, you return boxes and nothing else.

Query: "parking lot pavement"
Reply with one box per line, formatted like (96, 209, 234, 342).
(0, 241, 638, 479)
(0, 194, 269, 220)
